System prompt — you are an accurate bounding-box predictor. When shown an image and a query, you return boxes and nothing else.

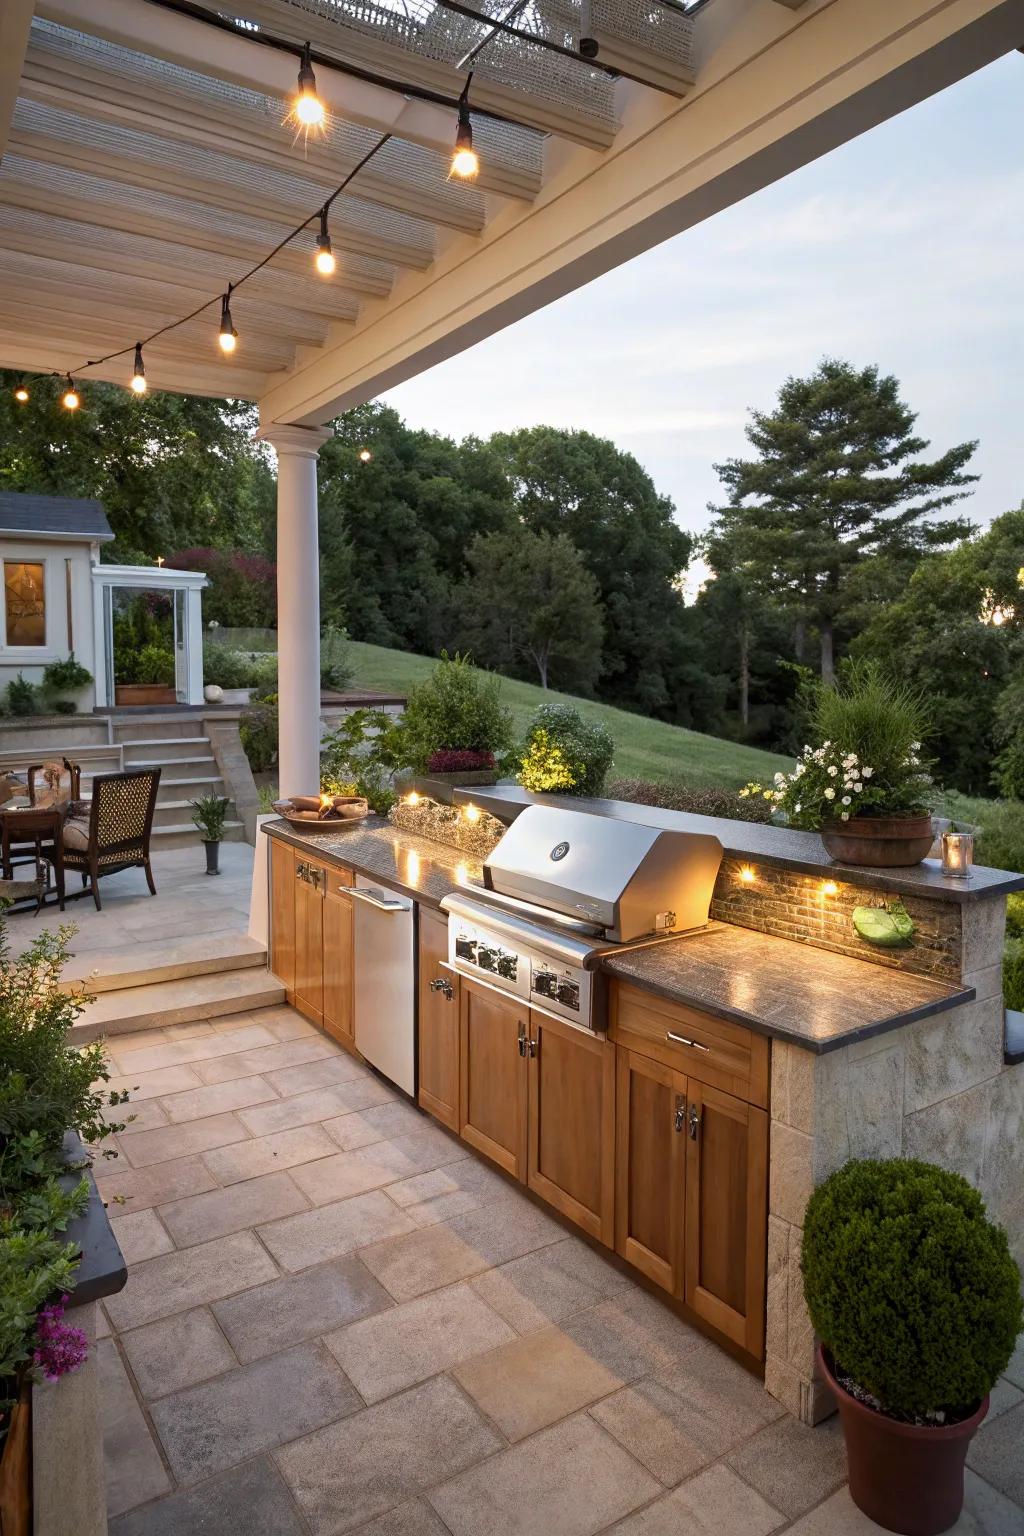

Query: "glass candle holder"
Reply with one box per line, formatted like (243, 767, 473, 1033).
(941, 830, 974, 879)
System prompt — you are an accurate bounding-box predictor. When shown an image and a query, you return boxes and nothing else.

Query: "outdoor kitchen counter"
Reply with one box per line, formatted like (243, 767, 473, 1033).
(263, 816, 482, 909)
(603, 921, 974, 1053)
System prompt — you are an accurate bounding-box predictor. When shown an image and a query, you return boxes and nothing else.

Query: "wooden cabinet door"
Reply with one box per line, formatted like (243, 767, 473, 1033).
(323, 882, 355, 1053)
(459, 976, 527, 1180)
(684, 1081, 768, 1355)
(528, 1014, 615, 1246)
(269, 839, 296, 994)
(418, 909, 460, 1132)
(615, 1047, 686, 1292)
(294, 861, 325, 1024)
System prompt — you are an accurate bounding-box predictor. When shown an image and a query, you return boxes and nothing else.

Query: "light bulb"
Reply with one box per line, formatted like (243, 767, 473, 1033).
(315, 211, 335, 275)
(451, 146, 480, 180)
(218, 292, 238, 353)
(131, 343, 147, 393)
(62, 386, 79, 411)
(218, 331, 237, 354)
(14, 384, 29, 403)
(315, 246, 336, 275)
(294, 44, 325, 127)
(358, 448, 372, 463)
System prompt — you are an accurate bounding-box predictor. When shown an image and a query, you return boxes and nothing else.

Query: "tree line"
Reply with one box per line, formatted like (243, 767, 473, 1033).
(3, 361, 1020, 796)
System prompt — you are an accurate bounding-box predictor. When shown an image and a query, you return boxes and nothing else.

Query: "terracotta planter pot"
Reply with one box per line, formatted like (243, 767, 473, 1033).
(820, 1347, 987, 1536)
(820, 814, 934, 867)
(115, 683, 177, 706)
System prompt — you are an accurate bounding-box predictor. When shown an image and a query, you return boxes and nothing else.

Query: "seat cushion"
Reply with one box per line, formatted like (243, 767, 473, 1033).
(62, 817, 91, 851)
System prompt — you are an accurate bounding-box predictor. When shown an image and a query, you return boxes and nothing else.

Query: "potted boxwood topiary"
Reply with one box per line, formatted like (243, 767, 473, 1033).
(190, 793, 230, 875)
(802, 1158, 1022, 1536)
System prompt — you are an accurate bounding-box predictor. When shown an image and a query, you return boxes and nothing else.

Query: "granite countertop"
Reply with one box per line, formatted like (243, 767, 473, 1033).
(265, 817, 482, 909)
(451, 784, 1024, 905)
(266, 818, 975, 1054)
(603, 923, 974, 1054)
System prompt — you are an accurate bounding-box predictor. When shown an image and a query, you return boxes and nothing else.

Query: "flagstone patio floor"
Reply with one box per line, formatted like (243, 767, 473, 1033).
(92, 1005, 1024, 1536)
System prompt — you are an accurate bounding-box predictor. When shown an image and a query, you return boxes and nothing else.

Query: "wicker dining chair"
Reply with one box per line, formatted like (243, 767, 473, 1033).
(28, 758, 82, 807)
(55, 768, 161, 911)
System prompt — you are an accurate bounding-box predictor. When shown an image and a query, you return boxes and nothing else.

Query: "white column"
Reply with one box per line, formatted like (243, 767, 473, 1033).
(257, 423, 333, 797)
(185, 582, 205, 704)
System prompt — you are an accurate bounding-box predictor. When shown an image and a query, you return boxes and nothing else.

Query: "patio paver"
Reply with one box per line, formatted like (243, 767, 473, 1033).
(93, 1002, 1024, 1536)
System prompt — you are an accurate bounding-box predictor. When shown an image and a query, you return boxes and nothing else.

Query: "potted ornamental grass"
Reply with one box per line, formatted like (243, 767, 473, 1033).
(742, 663, 935, 866)
(190, 793, 230, 875)
(802, 1158, 1022, 1536)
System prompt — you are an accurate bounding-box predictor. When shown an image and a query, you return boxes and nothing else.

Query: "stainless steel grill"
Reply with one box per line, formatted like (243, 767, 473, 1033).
(441, 804, 722, 1031)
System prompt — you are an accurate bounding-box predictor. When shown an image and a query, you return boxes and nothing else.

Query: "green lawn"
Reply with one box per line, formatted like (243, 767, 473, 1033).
(347, 641, 789, 790)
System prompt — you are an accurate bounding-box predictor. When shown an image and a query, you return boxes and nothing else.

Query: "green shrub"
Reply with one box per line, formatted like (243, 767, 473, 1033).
(802, 1158, 1022, 1417)
(320, 708, 398, 815)
(7, 674, 37, 716)
(1006, 892, 1024, 940)
(1003, 936, 1024, 1011)
(52, 699, 77, 716)
(993, 668, 1024, 801)
(517, 703, 614, 797)
(42, 654, 92, 694)
(239, 690, 278, 773)
(320, 624, 353, 691)
(399, 653, 513, 774)
(202, 643, 259, 690)
(133, 645, 175, 686)
(973, 800, 1024, 876)
(607, 778, 773, 824)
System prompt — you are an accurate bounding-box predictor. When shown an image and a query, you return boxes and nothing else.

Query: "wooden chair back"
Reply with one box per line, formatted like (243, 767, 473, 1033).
(28, 759, 81, 807)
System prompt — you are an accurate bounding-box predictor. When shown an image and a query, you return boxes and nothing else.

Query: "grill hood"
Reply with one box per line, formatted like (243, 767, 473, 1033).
(483, 804, 722, 943)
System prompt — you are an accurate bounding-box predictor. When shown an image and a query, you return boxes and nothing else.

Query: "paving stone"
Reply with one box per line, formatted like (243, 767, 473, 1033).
(454, 1324, 622, 1440)
(109, 1455, 307, 1536)
(323, 1111, 393, 1151)
(109, 1024, 277, 1075)
(117, 1112, 250, 1169)
(348, 1501, 451, 1536)
(358, 1101, 430, 1138)
(607, 1462, 785, 1536)
(158, 1075, 279, 1124)
(290, 1147, 413, 1205)
(589, 1382, 710, 1486)
(111, 1099, 170, 1134)
(384, 1157, 509, 1227)
(201, 1123, 338, 1183)
(276, 1375, 503, 1536)
(784, 1472, 1023, 1534)
(120, 1307, 237, 1400)
(194, 1036, 340, 1085)
(98, 1337, 172, 1518)
(214, 1255, 394, 1362)
(561, 1291, 707, 1384)
(469, 1235, 633, 1334)
(725, 1406, 847, 1517)
(1003, 1334, 1024, 1391)
(985, 1377, 1024, 1422)
(428, 1412, 660, 1536)
(360, 1197, 563, 1302)
(109, 1208, 174, 1265)
(648, 1340, 785, 1454)
(238, 1084, 384, 1138)
(264, 1053, 380, 1096)
(105, 1231, 279, 1331)
(325, 1281, 514, 1402)
(97, 1154, 219, 1216)
(106, 1064, 205, 1101)
(159, 1171, 308, 1247)
(967, 1399, 1024, 1507)
(151, 1340, 359, 1484)
(259, 1190, 416, 1271)
(263, 1011, 320, 1041)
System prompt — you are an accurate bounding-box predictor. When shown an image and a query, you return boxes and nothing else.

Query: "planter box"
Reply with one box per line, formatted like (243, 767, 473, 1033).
(114, 684, 177, 707)
(0, 1391, 31, 1536)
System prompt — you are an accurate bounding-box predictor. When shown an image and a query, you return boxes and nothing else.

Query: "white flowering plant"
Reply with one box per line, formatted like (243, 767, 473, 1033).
(740, 663, 934, 830)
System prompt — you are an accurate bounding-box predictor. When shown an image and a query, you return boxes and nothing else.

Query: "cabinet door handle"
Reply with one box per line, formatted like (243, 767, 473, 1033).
(667, 1031, 711, 1053)
(429, 977, 454, 1001)
(527, 1036, 538, 1059)
(518, 1022, 528, 1058)
(674, 1096, 686, 1133)
(688, 1103, 700, 1141)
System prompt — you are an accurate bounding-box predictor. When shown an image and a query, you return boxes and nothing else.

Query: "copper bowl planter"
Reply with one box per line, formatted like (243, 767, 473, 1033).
(273, 795, 370, 827)
(820, 814, 934, 867)
(819, 1347, 987, 1536)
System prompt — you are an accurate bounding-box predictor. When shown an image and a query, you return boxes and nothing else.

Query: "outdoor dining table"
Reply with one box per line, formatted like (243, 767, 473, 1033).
(0, 803, 66, 911)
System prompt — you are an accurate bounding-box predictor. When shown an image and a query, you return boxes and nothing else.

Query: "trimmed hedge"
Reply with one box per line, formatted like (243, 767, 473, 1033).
(802, 1158, 1022, 1416)
(607, 777, 773, 824)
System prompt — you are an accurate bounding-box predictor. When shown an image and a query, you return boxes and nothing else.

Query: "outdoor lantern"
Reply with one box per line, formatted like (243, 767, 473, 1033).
(941, 828, 974, 879)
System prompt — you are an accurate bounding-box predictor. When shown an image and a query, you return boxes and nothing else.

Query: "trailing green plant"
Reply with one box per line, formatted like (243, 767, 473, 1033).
(190, 794, 230, 842)
(1003, 936, 1024, 1012)
(802, 1158, 1022, 1419)
(239, 689, 278, 773)
(41, 654, 93, 696)
(516, 703, 614, 797)
(396, 653, 513, 774)
(607, 778, 772, 825)
(320, 708, 398, 814)
(320, 624, 353, 692)
(7, 674, 38, 717)
(743, 663, 933, 829)
(130, 644, 175, 687)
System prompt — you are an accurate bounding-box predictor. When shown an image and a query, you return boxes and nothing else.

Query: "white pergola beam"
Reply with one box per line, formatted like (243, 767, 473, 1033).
(0, 0, 33, 158)
(259, 0, 1024, 427)
(0, 339, 270, 399)
(0, 305, 296, 374)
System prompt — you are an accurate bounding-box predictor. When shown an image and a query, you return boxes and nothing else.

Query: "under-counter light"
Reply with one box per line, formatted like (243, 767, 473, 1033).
(738, 865, 756, 885)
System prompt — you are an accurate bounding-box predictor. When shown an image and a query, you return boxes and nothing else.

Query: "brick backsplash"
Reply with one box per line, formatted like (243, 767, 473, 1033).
(710, 857, 961, 980)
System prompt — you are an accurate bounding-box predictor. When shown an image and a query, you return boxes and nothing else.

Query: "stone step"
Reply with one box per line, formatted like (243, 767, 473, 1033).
(73, 966, 285, 1042)
(60, 933, 267, 996)
(149, 820, 246, 848)
(125, 756, 219, 779)
(122, 738, 213, 762)
(112, 716, 214, 743)
(152, 798, 236, 830)
(82, 772, 226, 804)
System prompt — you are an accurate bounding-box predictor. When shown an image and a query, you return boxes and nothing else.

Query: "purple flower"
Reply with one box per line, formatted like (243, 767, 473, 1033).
(33, 1296, 89, 1383)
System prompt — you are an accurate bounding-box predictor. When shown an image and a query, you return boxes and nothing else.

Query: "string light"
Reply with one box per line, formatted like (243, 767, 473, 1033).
(218, 290, 238, 353)
(62, 376, 80, 410)
(131, 342, 147, 394)
(451, 83, 479, 180)
(314, 208, 336, 276)
(358, 448, 373, 463)
(294, 42, 325, 127)
(13, 380, 29, 403)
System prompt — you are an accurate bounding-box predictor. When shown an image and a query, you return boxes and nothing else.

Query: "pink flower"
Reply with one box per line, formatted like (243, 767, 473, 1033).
(33, 1296, 88, 1383)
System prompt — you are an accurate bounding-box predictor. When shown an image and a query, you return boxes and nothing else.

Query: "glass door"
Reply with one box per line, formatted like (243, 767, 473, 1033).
(173, 588, 188, 703)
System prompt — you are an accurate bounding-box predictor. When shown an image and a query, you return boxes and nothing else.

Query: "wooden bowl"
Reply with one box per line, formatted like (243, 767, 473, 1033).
(273, 795, 370, 828)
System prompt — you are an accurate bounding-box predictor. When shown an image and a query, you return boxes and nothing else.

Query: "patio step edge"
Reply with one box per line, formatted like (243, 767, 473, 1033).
(60, 934, 267, 996)
(72, 967, 286, 1041)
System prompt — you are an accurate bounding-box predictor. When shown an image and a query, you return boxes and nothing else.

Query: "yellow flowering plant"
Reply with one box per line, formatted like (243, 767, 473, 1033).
(517, 729, 577, 794)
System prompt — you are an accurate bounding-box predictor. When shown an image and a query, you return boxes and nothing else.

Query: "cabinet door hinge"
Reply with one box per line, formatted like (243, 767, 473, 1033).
(688, 1103, 700, 1141)
(674, 1095, 686, 1133)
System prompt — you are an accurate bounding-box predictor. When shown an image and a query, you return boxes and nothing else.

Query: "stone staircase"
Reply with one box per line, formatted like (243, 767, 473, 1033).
(66, 932, 285, 1044)
(81, 715, 247, 849)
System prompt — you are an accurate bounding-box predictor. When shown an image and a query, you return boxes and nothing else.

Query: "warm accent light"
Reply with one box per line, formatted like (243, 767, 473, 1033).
(131, 342, 147, 394)
(218, 291, 238, 353)
(463, 803, 481, 823)
(13, 382, 29, 403)
(738, 865, 756, 884)
(451, 88, 479, 180)
(294, 43, 325, 127)
(821, 880, 839, 898)
(405, 791, 420, 807)
(314, 208, 336, 275)
(454, 861, 470, 886)
(62, 377, 79, 411)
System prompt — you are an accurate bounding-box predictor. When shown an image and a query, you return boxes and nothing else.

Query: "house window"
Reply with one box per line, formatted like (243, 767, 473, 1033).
(4, 561, 46, 647)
